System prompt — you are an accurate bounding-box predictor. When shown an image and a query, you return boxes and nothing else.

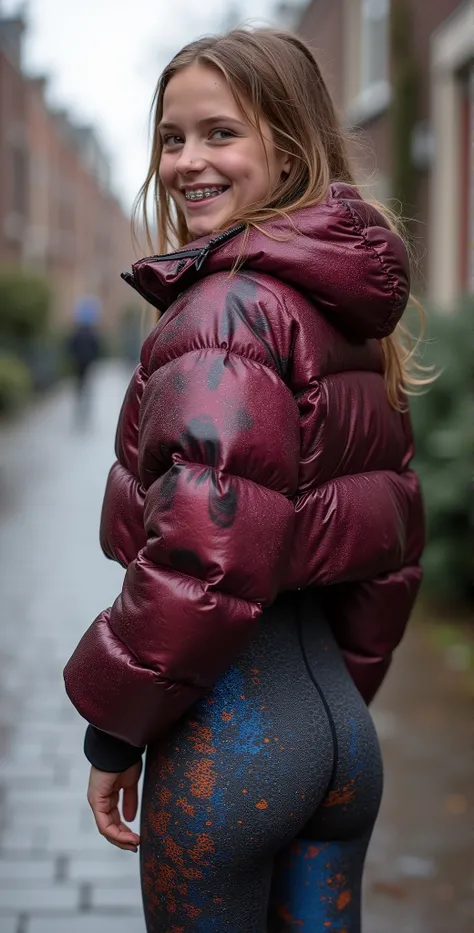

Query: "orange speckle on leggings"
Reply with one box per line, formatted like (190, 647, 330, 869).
(337, 891, 352, 911)
(251, 668, 260, 674)
(214, 897, 223, 904)
(221, 709, 234, 722)
(158, 787, 172, 806)
(187, 723, 216, 755)
(323, 779, 356, 808)
(237, 820, 243, 824)
(164, 836, 185, 866)
(176, 797, 195, 817)
(158, 757, 175, 780)
(181, 866, 203, 881)
(277, 904, 304, 926)
(205, 820, 212, 826)
(256, 799, 268, 810)
(150, 809, 171, 836)
(264, 738, 270, 744)
(240, 694, 246, 699)
(242, 788, 248, 794)
(185, 758, 216, 799)
(189, 833, 215, 865)
(184, 904, 202, 919)
(305, 845, 320, 859)
(260, 706, 265, 711)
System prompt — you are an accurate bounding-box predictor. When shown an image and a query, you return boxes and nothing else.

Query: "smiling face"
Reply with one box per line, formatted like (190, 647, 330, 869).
(158, 62, 291, 239)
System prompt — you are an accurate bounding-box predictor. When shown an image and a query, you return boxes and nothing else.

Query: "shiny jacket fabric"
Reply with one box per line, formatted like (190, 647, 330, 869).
(64, 183, 424, 748)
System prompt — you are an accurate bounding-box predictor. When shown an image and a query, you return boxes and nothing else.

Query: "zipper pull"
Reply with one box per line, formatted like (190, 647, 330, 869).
(195, 243, 211, 271)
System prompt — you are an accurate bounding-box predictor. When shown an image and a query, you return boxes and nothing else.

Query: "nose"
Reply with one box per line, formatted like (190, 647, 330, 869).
(175, 139, 207, 176)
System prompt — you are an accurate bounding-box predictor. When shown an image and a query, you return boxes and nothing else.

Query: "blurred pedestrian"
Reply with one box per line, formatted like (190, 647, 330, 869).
(67, 296, 102, 426)
(64, 27, 427, 932)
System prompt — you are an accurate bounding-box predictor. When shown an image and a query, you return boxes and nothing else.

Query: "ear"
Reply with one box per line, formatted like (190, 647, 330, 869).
(281, 153, 292, 176)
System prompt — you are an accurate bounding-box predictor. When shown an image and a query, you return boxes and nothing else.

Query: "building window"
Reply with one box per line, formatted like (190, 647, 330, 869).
(361, 0, 390, 93)
(346, 0, 392, 125)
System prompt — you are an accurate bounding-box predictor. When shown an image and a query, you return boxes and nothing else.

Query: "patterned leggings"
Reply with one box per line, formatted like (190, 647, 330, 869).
(140, 592, 383, 932)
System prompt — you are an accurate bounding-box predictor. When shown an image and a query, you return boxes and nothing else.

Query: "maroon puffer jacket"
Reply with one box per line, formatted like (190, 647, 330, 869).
(64, 183, 424, 748)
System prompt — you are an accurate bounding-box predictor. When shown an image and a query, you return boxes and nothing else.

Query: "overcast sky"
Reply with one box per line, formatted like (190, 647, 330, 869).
(1, 0, 299, 211)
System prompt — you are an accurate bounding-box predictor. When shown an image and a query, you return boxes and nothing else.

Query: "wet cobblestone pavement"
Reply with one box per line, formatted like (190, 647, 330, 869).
(0, 363, 472, 932)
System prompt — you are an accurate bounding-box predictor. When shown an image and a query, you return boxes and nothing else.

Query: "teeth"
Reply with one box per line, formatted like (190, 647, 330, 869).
(185, 187, 226, 201)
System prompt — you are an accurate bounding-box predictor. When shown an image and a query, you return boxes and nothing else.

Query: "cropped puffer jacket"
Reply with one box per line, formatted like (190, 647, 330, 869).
(64, 183, 424, 750)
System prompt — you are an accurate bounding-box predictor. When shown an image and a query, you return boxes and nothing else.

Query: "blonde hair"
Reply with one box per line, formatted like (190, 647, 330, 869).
(134, 27, 431, 409)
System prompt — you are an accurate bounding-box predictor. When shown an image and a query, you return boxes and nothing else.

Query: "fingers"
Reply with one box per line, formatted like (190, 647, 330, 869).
(93, 807, 140, 852)
(87, 766, 141, 851)
(122, 783, 139, 823)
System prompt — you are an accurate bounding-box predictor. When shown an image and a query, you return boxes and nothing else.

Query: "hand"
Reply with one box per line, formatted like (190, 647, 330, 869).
(87, 761, 142, 852)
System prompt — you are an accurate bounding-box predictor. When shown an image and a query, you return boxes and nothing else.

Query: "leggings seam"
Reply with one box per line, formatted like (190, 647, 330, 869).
(297, 614, 339, 796)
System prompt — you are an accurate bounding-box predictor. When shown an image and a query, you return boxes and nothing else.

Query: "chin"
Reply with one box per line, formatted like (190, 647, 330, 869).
(185, 206, 232, 241)
(187, 220, 215, 238)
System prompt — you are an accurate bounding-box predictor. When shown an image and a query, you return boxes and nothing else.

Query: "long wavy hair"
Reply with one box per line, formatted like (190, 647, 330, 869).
(133, 27, 432, 409)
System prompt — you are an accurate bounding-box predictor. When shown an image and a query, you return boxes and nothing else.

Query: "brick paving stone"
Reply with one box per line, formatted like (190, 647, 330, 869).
(5, 791, 86, 811)
(0, 828, 50, 854)
(26, 915, 146, 933)
(91, 882, 143, 910)
(0, 918, 18, 933)
(0, 884, 79, 911)
(69, 857, 140, 883)
(0, 858, 55, 882)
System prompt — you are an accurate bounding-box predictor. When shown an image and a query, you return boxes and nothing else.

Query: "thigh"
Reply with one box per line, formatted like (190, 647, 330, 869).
(140, 712, 274, 933)
(139, 605, 336, 932)
(267, 834, 372, 933)
(267, 599, 384, 932)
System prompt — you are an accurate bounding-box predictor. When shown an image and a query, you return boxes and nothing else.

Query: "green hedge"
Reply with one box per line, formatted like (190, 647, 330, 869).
(410, 297, 473, 606)
(0, 268, 54, 407)
(0, 352, 32, 414)
(0, 268, 52, 343)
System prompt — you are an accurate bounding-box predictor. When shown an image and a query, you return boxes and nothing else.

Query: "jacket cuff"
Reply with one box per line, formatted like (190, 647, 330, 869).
(84, 725, 145, 772)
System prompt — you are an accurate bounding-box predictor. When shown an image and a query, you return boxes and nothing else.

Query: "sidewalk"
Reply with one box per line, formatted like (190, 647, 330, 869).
(0, 363, 472, 932)
(0, 365, 145, 932)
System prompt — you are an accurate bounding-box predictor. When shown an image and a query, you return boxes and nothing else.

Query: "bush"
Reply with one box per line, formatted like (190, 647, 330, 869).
(0, 268, 52, 343)
(0, 352, 32, 414)
(410, 297, 473, 606)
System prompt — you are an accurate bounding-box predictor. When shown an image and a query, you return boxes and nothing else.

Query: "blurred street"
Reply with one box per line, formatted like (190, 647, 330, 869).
(0, 363, 473, 933)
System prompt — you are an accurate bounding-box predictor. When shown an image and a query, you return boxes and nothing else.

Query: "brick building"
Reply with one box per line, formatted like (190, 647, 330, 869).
(0, 15, 28, 267)
(0, 10, 133, 331)
(294, 0, 474, 304)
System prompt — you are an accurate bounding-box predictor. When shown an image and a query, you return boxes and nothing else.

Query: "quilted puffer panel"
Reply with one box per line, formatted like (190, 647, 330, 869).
(297, 371, 408, 490)
(286, 469, 419, 588)
(99, 461, 146, 567)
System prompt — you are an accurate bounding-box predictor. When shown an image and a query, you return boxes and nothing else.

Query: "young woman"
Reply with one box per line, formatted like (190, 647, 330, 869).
(64, 27, 425, 932)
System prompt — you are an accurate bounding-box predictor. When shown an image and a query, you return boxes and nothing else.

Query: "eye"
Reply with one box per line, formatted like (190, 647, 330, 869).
(162, 134, 183, 148)
(210, 128, 236, 141)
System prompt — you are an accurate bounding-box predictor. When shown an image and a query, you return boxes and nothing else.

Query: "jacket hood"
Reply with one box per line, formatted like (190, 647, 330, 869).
(124, 183, 410, 340)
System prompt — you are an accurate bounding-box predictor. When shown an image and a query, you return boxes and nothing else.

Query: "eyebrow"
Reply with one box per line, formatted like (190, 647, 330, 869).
(158, 115, 246, 131)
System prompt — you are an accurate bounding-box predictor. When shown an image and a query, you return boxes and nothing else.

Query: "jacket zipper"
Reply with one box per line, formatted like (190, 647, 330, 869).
(137, 224, 245, 268)
(122, 224, 246, 305)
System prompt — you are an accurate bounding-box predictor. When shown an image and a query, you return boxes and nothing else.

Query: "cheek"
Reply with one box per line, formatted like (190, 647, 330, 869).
(158, 156, 175, 190)
(223, 154, 267, 188)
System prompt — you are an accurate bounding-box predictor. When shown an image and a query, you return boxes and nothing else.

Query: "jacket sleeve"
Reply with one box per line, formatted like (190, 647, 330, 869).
(64, 342, 299, 747)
